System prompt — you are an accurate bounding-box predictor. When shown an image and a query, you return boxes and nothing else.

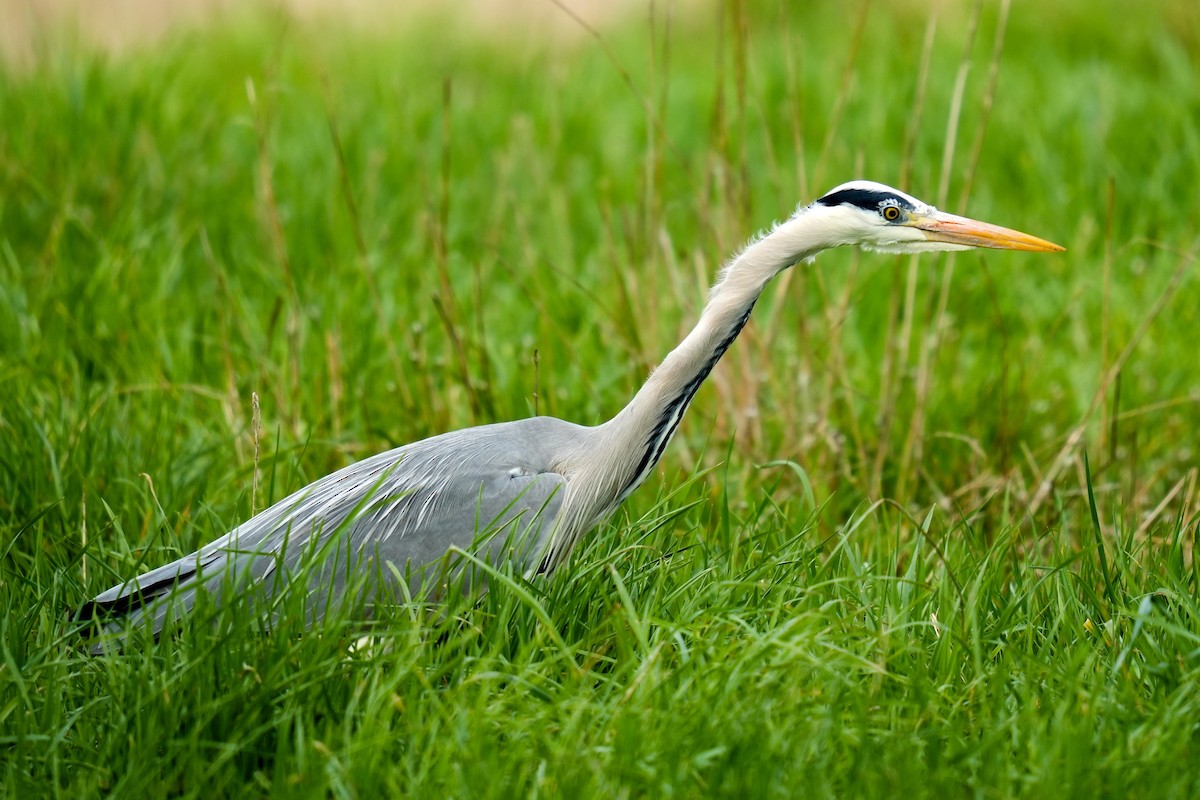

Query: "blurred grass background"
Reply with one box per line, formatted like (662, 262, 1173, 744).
(1, 0, 1198, 796)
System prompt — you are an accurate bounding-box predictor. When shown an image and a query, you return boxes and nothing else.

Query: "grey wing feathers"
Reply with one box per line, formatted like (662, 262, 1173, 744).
(80, 418, 579, 643)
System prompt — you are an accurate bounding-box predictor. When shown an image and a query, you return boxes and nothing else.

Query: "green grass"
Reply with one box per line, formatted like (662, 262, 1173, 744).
(2, 0, 1199, 796)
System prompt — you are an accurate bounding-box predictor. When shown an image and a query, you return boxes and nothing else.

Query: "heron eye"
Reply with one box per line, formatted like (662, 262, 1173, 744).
(881, 205, 902, 222)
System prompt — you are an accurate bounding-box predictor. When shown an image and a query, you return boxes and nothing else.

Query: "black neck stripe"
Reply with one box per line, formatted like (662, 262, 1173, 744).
(619, 300, 758, 501)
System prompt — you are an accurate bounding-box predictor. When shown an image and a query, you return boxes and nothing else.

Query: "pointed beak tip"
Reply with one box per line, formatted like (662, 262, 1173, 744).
(1018, 238, 1066, 254)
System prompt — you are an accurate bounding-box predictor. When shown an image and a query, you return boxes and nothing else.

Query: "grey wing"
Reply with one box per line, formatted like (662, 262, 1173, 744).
(80, 420, 573, 642)
(338, 445, 569, 594)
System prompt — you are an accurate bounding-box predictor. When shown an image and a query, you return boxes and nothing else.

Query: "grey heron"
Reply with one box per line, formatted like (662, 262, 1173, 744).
(78, 180, 1063, 648)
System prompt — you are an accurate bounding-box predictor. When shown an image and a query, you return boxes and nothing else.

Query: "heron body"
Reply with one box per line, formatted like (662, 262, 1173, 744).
(79, 181, 1062, 647)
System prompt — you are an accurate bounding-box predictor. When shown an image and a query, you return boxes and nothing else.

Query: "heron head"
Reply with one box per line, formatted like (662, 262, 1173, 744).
(811, 180, 1064, 255)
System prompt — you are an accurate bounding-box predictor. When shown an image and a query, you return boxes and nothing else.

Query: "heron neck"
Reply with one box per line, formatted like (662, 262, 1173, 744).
(597, 216, 819, 504)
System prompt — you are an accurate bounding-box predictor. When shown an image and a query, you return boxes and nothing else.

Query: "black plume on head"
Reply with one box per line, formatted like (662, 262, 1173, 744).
(817, 187, 916, 213)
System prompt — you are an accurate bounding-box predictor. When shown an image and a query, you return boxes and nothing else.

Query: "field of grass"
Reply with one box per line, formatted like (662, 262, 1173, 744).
(2, 0, 1199, 796)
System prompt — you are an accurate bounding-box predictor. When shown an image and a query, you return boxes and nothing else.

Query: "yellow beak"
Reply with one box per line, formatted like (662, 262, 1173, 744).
(913, 212, 1065, 252)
